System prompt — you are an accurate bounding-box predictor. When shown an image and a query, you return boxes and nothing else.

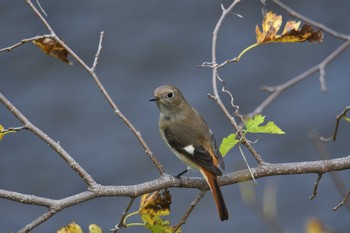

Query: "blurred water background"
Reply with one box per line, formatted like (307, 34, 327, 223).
(1, 0, 350, 232)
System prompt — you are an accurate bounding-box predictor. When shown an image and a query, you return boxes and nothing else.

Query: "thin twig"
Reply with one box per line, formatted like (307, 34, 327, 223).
(309, 174, 323, 200)
(272, 0, 350, 41)
(309, 130, 350, 211)
(319, 66, 327, 93)
(0, 126, 27, 133)
(172, 191, 206, 233)
(91, 31, 104, 72)
(216, 74, 244, 123)
(209, 0, 265, 165)
(25, 0, 56, 36)
(238, 145, 257, 184)
(35, 0, 47, 17)
(251, 40, 350, 116)
(111, 197, 136, 232)
(0, 35, 49, 52)
(19, 209, 57, 233)
(333, 190, 350, 211)
(321, 106, 350, 142)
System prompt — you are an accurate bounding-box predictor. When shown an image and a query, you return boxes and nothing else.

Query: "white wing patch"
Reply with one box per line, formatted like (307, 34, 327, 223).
(183, 145, 195, 155)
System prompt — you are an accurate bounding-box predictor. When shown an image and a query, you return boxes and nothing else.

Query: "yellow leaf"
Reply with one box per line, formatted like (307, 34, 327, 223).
(255, 11, 323, 44)
(305, 218, 325, 233)
(0, 125, 4, 141)
(89, 224, 102, 233)
(33, 37, 73, 65)
(256, 11, 282, 43)
(0, 125, 17, 141)
(281, 20, 300, 35)
(57, 222, 83, 233)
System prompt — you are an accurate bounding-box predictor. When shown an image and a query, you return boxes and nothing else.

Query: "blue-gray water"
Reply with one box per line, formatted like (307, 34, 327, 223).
(1, 0, 350, 232)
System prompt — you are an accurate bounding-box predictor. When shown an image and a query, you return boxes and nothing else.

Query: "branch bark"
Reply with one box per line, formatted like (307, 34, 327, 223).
(1, 155, 349, 232)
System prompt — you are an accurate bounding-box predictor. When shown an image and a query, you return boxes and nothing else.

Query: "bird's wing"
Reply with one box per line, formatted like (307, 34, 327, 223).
(164, 127, 222, 176)
(209, 129, 225, 171)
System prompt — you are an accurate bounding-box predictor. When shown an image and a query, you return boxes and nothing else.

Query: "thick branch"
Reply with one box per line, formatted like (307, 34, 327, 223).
(2, 156, 349, 232)
(3, 156, 350, 205)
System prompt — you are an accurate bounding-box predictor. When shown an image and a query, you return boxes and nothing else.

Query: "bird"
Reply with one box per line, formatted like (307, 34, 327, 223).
(150, 85, 228, 221)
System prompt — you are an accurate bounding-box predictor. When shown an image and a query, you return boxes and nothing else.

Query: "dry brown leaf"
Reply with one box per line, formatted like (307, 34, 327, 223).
(256, 11, 323, 44)
(139, 189, 171, 215)
(33, 37, 73, 65)
(137, 190, 180, 232)
(255, 11, 282, 43)
(235, 11, 323, 61)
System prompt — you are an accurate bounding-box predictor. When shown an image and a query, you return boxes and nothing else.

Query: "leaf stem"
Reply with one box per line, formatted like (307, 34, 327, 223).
(235, 43, 259, 62)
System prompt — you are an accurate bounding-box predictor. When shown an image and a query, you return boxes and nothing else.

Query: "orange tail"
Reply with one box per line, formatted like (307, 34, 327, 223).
(201, 170, 229, 221)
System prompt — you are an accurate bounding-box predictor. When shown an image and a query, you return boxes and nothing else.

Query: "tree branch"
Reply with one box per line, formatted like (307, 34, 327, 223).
(310, 130, 350, 211)
(309, 174, 323, 200)
(272, 0, 350, 41)
(173, 190, 206, 232)
(19, 209, 57, 233)
(251, 40, 350, 116)
(0, 35, 49, 52)
(111, 197, 136, 232)
(0, 92, 98, 188)
(1, 155, 350, 232)
(2, 1, 350, 232)
(208, 0, 265, 166)
(22, 0, 165, 175)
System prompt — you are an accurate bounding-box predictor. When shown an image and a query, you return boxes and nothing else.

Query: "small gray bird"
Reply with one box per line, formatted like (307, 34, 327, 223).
(150, 85, 228, 221)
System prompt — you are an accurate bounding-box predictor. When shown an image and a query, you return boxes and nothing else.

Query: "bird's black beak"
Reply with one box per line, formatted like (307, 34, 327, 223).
(149, 96, 159, 102)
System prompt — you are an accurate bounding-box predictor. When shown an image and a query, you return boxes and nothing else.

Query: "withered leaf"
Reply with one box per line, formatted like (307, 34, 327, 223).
(57, 222, 83, 233)
(235, 11, 323, 61)
(139, 189, 171, 215)
(255, 11, 282, 43)
(33, 37, 73, 65)
(256, 11, 323, 44)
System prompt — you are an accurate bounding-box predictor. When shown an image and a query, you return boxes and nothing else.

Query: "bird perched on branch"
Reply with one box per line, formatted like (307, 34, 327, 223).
(150, 85, 228, 221)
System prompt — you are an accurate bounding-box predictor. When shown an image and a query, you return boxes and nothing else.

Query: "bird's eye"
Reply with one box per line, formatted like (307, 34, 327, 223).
(167, 92, 174, 99)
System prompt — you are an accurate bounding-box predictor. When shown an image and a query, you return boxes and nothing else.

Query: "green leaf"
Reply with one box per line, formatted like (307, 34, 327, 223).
(220, 134, 239, 157)
(244, 114, 285, 134)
